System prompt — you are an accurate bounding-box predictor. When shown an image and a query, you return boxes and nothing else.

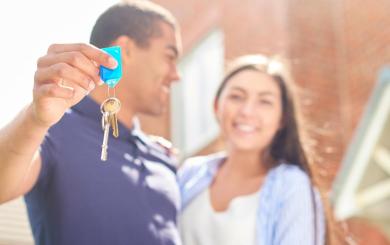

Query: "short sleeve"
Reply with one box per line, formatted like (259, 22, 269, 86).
(35, 131, 56, 190)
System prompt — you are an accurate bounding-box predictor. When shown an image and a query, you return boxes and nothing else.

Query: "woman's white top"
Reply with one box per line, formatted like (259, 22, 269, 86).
(179, 188, 259, 245)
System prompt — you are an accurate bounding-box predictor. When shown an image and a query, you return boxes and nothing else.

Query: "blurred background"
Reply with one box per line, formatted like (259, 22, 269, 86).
(0, 0, 389, 244)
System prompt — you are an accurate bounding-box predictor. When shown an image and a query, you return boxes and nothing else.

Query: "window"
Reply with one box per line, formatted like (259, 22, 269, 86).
(171, 30, 224, 158)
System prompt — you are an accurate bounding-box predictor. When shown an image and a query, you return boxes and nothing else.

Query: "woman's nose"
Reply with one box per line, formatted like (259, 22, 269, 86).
(239, 101, 256, 117)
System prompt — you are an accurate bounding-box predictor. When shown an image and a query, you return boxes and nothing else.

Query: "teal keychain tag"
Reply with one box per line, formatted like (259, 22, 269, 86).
(100, 46, 122, 88)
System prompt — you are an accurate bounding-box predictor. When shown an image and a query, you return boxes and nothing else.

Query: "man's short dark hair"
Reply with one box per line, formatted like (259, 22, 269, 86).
(90, 1, 177, 48)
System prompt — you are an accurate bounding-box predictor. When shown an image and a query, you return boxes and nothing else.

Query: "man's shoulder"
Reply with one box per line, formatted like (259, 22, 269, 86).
(148, 135, 178, 158)
(49, 109, 84, 130)
(44, 110, 76, 138)
(43, 109, 98, 153)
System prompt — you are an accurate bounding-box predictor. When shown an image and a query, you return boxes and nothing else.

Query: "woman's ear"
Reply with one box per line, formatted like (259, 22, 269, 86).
(213, 99, 219, 114)
(213, 99, 221, 123)
(277, 116, 285, 131)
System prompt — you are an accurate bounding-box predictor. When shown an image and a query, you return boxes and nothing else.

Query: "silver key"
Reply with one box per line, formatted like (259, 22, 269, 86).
(100, 112, 110, 161)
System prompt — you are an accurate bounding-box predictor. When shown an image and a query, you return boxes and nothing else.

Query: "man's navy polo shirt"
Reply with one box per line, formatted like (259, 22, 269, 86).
(25, 97, 181, 245)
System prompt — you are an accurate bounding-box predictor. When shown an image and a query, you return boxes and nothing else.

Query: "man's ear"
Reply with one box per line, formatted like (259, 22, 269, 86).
(112, 35, 136, 61)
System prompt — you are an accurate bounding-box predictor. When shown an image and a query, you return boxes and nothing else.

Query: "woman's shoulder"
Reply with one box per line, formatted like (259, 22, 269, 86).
(265, 163, 314, 201)
(273, 162, 311, 185)
(270, 162, 320, 205)
(178, 152, 225, 182)
(179, 151, 225, 171)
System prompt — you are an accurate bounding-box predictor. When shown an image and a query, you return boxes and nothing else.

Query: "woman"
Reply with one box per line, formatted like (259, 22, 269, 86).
(178, 55, 326, 245)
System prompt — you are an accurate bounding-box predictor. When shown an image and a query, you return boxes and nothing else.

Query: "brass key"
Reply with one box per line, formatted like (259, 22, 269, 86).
(100, 97, 121, 161)
(110, 112, 119, 138)
(102, 97, 121, 138)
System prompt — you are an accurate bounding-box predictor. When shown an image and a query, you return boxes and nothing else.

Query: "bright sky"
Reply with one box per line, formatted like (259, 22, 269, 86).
(0, 0, 118, 127)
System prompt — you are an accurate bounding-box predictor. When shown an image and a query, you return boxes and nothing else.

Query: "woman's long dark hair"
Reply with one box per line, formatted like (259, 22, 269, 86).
(215, 55, 311, 172)
(214, 54, 329, 245)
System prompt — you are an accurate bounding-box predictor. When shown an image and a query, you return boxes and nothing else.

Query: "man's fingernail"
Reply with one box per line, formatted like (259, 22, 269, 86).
(99, 79, 104, 86)
(109, 57, 118, 68)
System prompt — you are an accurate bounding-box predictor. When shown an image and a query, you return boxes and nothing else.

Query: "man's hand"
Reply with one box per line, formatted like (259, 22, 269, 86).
(32, 43, 117, 128)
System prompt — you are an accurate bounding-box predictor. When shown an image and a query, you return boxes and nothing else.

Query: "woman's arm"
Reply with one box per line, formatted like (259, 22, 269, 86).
(273, 168, 326, 245)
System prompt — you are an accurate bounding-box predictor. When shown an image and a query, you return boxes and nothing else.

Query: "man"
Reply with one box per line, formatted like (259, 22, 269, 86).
(0, 1, 182, 244)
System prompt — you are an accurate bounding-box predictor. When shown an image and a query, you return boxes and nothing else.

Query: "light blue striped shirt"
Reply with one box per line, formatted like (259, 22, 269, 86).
(178, 152, 325, 245)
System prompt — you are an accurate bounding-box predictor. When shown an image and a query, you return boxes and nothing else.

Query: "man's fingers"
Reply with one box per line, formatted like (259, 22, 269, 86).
(47, 43, 118, 69)
(37, 83, 75, 100)
(36, 78, 90, 103)
(37, 52, 101, 85)
(35, 63, 95, 91)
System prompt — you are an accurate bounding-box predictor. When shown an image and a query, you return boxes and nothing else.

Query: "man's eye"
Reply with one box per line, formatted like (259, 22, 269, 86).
(166, 54, 175, 61)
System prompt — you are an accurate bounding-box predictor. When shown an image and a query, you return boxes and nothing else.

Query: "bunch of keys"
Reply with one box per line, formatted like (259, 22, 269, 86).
(99, 46, 122, 162)
(100, 97, 121, 161)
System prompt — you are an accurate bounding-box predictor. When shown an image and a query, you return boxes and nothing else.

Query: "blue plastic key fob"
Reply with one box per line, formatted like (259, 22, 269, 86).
(100, 46, 122, 88)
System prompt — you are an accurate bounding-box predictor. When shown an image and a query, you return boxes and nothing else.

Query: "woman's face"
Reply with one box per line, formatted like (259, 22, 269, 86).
(215, 69, 283, 153)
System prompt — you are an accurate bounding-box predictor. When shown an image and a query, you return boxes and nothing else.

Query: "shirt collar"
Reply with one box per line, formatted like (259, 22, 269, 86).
(203, 152, 287, 177)
(204, 151, 227, 175)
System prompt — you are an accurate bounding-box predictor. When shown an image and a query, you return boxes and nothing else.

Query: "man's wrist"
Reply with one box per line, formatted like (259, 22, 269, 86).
(25, 103, 51, 134)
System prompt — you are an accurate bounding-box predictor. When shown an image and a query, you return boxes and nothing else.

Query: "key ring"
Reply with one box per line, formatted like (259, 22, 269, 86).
(100, 96, 121, 114)
(106, 86, 116, 98)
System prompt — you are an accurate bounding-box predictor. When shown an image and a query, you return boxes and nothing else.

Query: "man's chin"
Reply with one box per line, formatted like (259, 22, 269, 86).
(146, 105, 167, 117)
(157, 106, 168, 115)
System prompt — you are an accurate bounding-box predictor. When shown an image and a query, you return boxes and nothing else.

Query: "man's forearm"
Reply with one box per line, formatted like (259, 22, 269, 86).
(0, 103, 49, 203)
(0, 43, 115, 203)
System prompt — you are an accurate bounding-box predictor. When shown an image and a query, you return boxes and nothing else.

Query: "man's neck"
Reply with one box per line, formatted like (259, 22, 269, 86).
(89, 87, 136, 130)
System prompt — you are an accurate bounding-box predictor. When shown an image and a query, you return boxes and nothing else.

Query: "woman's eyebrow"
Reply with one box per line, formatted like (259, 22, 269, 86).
(229, 86, 246, 93)
(229, 86, 277, 97)
(257, 91, 276, 97)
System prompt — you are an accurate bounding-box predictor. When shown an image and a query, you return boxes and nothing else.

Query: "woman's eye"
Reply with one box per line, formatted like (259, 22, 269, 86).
(259, 99, 272, 105)
(228, 94, 243, 101)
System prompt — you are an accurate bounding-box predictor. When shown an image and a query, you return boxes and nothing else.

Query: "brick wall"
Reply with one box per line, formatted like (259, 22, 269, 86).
(287, 1, 390, 243)
(148, 0, 390, 244)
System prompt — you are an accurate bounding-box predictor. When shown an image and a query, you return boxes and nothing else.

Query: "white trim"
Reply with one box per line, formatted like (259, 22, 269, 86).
(374, 146, 390, 175)
(334, 71, 390, 219)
